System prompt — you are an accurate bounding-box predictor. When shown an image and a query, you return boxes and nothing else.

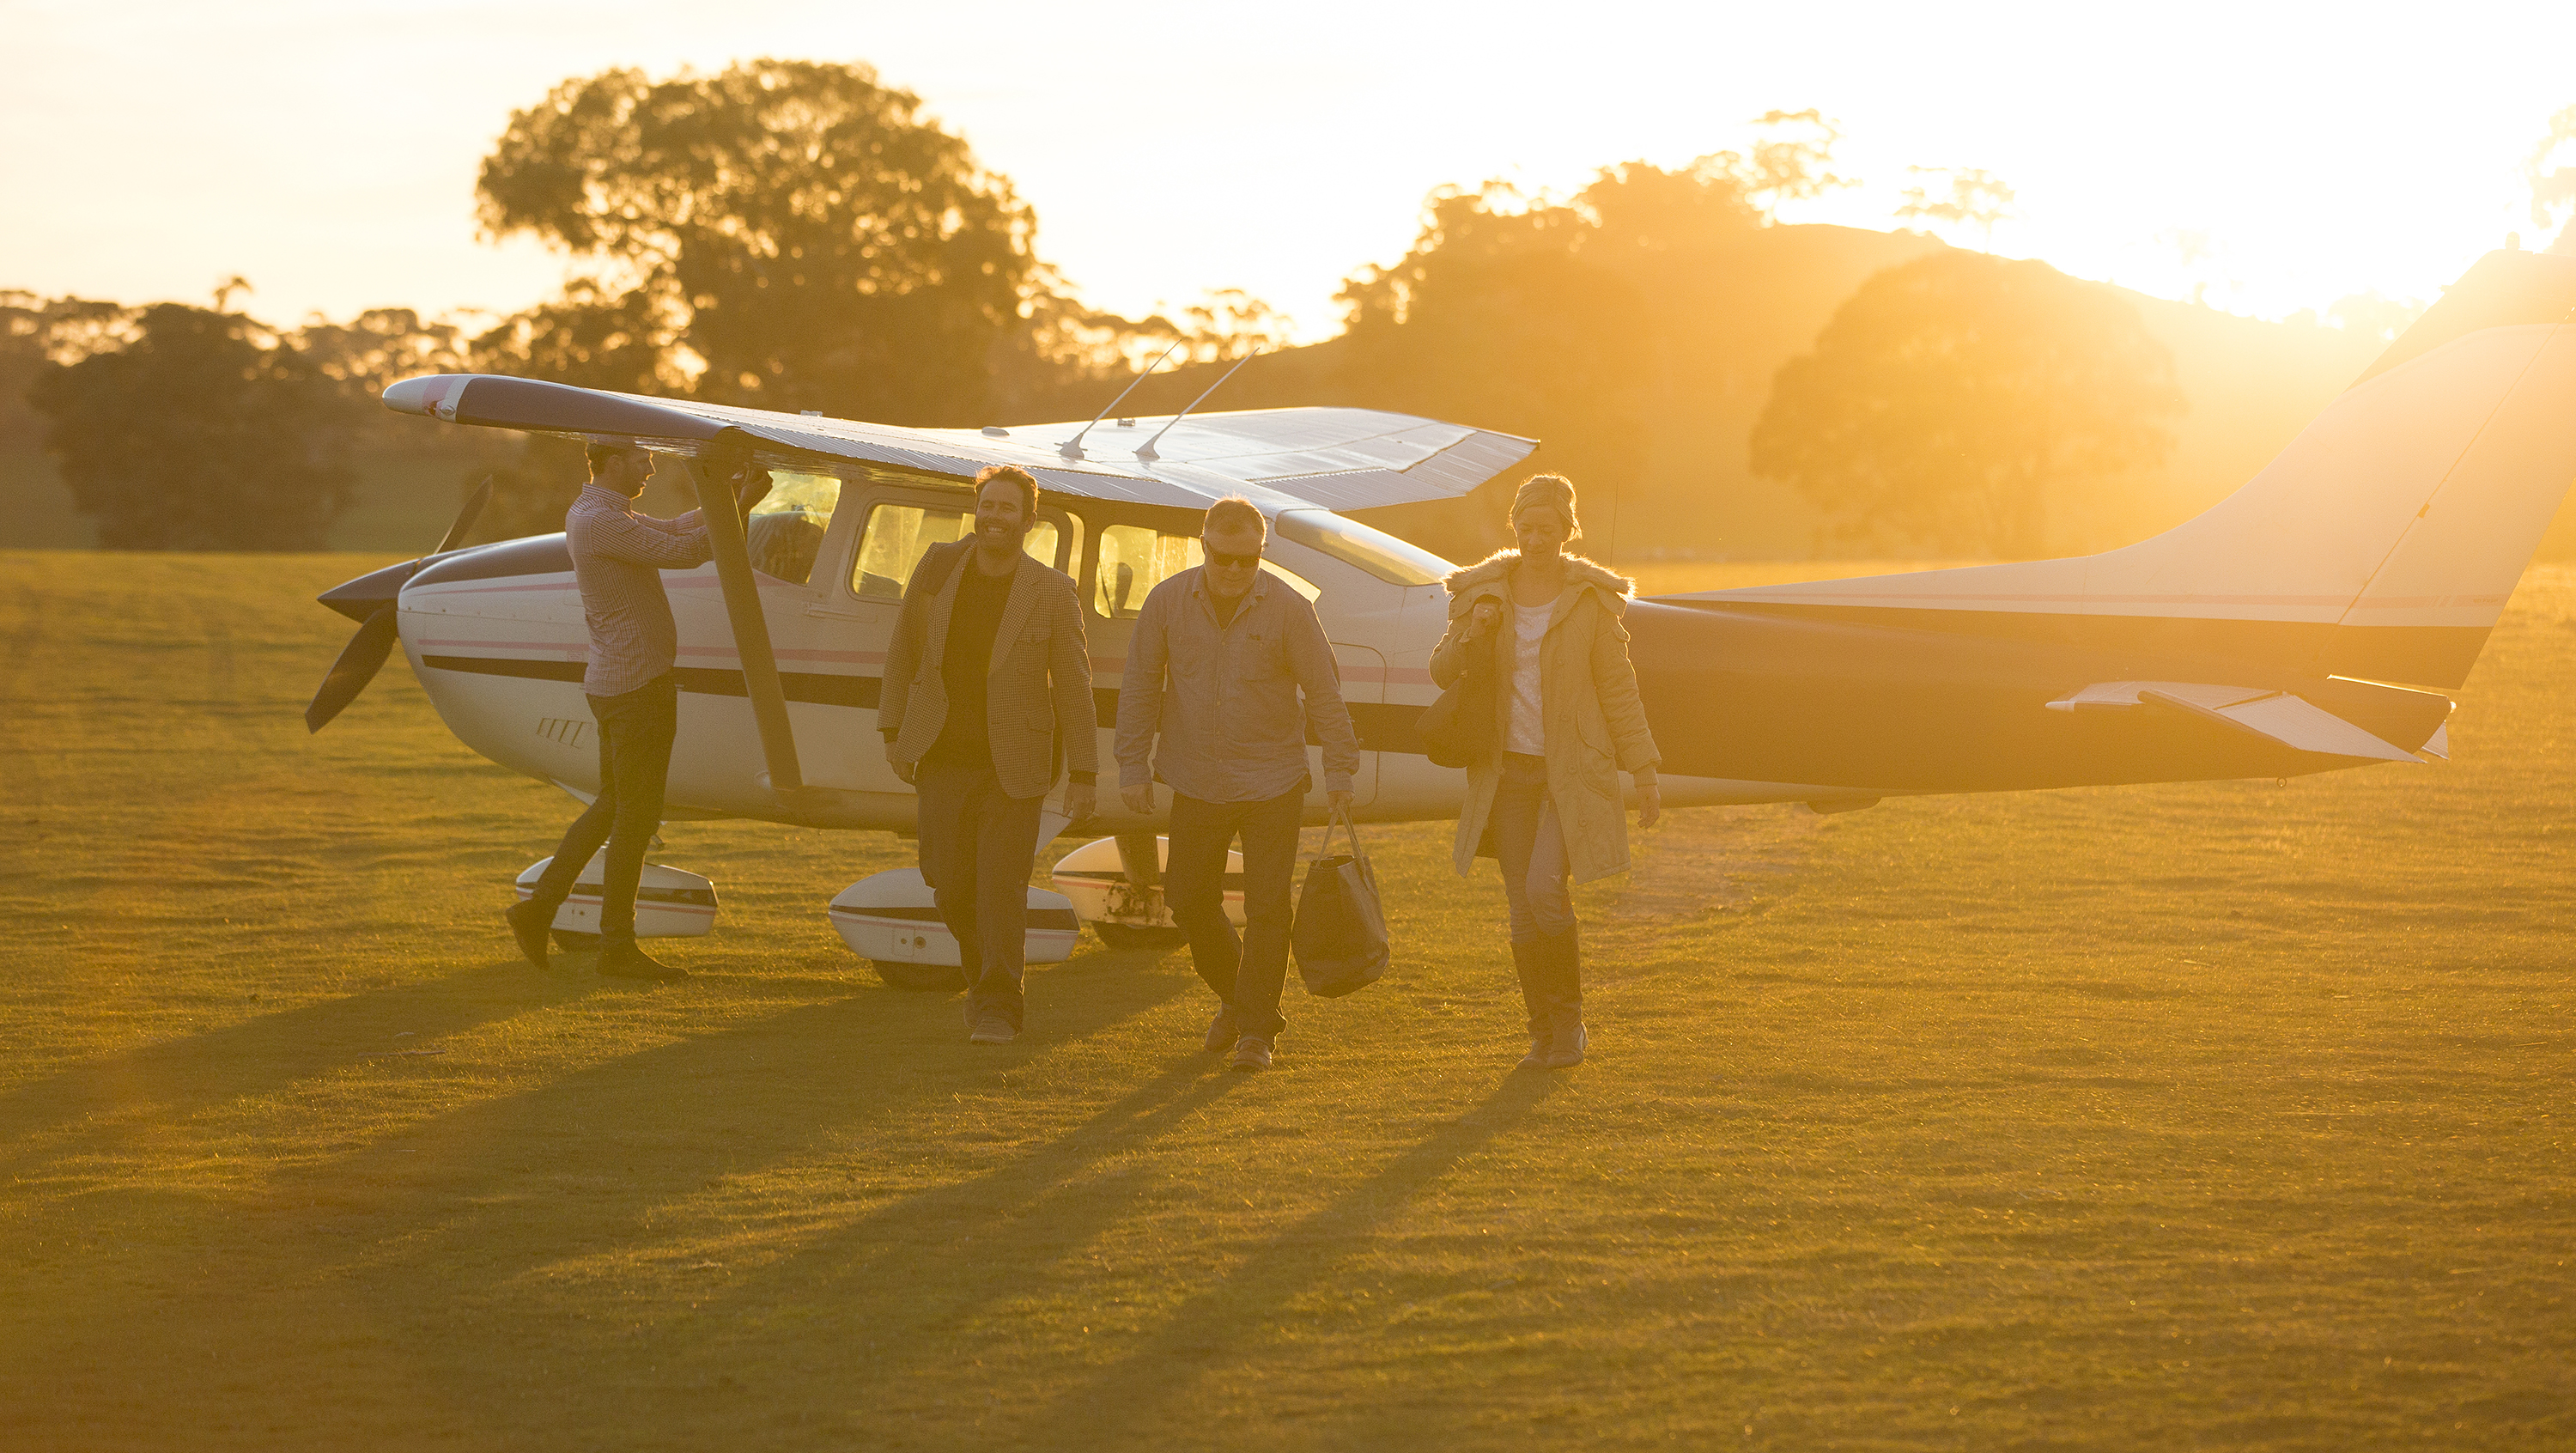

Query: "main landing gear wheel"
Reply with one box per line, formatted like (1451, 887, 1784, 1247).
(553, 929, 602, 953)
(871, 959, 967, 991)
(1091, 922, 1188, 952)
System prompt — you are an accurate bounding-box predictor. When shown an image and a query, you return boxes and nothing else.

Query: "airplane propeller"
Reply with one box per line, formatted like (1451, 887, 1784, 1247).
(303, 477, 492, 733)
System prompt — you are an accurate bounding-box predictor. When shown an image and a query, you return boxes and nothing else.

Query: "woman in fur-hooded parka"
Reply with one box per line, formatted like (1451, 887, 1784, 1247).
(1429, 474, 1660, 1067)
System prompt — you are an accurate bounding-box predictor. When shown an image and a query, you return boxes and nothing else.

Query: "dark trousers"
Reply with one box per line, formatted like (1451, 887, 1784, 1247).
(916, 758, 1045, 1029)
(1166, 787, 1304, 1040)
(528, 673, 680, 946)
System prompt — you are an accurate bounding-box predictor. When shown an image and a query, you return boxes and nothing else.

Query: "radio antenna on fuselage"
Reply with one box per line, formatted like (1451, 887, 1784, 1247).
(1060, 338, 1184, 461)
(1134, 348, 1262, 463)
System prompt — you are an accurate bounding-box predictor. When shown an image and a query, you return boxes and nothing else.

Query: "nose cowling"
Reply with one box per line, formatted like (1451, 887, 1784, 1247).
(317, 559, 426, 623)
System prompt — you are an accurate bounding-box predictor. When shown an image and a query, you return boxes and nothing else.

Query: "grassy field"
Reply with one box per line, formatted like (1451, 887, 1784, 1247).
(1, 550, 2569, 1451)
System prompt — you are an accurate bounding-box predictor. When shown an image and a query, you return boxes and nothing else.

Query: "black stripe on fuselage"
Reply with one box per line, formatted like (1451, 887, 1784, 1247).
(419, 656, 1430, 754)
(425, 598, 2439, 794)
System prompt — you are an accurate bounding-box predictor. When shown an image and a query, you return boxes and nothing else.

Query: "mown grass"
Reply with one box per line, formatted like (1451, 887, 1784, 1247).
(0, 549, 2568, 1451)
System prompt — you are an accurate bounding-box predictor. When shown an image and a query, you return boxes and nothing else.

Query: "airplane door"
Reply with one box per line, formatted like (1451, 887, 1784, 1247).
(793, 482, 1081, 793)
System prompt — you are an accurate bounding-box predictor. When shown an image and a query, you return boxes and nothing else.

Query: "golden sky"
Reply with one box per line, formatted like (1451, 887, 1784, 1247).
(5, 0, 2572, 340)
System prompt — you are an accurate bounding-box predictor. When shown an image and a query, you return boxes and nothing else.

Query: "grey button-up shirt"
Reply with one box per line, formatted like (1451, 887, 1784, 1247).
(1115, 567, 1360, 803)
(566, 483, 712, 697)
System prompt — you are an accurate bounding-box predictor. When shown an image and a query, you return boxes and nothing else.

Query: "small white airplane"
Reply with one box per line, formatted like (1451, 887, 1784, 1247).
(311, 249, 2576, 983)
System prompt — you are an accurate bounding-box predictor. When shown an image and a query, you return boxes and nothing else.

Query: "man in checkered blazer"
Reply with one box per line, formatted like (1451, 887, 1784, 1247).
(879, 465, 1097, 1043)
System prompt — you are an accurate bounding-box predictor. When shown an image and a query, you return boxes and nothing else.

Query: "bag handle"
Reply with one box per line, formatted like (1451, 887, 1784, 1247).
(1315, 802, 1369, 866)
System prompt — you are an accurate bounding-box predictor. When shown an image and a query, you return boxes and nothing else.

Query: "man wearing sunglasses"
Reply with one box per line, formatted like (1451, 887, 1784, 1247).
(1115, 496, 1359, 1072)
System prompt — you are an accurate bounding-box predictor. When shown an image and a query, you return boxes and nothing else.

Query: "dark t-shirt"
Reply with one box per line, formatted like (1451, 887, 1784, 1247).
(925, 560, 1015, 770)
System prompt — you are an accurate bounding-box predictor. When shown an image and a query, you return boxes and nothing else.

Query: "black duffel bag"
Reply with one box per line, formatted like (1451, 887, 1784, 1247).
(1291, 807, 1390, 998)
(1414, 629, 1496, 769)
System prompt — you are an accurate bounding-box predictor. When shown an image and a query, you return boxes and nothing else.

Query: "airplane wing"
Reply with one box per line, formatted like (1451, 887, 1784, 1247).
(382, 374, 1536, 512)
(2043, 680, 2425, 763)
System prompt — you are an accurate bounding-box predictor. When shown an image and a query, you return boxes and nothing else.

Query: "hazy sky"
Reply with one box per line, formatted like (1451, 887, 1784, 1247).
(5, 0, 2573, 341)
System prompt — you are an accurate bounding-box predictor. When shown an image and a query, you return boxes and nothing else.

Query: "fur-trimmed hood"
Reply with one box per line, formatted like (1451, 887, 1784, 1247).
(1442, 550, 1635, 616)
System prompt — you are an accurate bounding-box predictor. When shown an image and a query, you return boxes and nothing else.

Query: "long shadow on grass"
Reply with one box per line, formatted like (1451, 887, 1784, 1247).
(1030, 1072, 1563, 1441)
(0, 959, 605, 1187)
(11, 951, 1208, 1438)
(641, 1049, 1248, 1374)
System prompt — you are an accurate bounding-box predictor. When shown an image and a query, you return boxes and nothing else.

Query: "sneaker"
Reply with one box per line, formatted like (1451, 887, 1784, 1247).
(597, 941, 688, 981)
(1203, 1005, 1238, 1052)
(1542, 1020, 1587, 1069)
(969, 1015, 1018, 1045)
(1228, 1036, 1273, 1073)
(504, 898, 554, 970)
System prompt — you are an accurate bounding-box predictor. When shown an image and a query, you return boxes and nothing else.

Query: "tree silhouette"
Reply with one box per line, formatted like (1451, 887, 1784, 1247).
(2529, 105, 2576, 255)
(1895, 167, 2016, 243)
(476, 59, 1036, 425)
(30, 302, 355, 550)
(1750, 252, 2183, 558)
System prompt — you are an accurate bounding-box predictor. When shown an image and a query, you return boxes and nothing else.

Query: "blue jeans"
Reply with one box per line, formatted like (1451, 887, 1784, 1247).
(1490, 753, 1574, 945)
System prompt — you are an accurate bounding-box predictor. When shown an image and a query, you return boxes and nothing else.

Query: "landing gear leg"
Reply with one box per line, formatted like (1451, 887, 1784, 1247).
(1105, 832, 1186, 952)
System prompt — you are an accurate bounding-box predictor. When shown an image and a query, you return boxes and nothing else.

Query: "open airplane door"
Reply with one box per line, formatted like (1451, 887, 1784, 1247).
(686, 435, 815, 818)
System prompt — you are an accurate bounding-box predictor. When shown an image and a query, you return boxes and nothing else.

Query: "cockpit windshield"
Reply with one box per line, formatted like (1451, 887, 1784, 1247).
(1273, 510, 1452, 587)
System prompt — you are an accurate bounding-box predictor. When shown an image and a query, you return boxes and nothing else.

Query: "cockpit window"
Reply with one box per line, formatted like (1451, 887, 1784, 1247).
(1274, 509, 1451, 587)
(745, 471, 841, 585)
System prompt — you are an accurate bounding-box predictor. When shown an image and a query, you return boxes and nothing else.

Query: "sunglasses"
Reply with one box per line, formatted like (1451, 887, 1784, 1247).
(1205, 545, 1262, 568)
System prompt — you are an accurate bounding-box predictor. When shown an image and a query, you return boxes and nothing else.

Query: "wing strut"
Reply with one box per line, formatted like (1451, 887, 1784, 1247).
(688, 439, 810, 813)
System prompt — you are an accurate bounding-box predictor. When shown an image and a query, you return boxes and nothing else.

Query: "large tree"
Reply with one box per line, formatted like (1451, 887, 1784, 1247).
(476, 59, 1038, 424)
(1749, 252, 2183, 558)
(30, 302, 355, 550)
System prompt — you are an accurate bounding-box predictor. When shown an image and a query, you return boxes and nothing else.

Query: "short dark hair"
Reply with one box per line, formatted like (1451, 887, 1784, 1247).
(975, 464, 1038, 516)
(586, 441, 635, 475)
(1201, 495, 1266, 538)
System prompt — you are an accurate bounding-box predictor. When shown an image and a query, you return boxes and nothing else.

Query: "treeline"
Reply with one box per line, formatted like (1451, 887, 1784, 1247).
(13, 62, 2567, 559)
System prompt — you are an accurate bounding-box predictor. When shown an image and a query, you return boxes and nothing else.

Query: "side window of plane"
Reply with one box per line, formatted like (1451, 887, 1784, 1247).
(1089, 523, 1321, 619)
(850, 502, 1063, 601)
(1093, 525, 1194, 619)
(744, 470, 841, 586)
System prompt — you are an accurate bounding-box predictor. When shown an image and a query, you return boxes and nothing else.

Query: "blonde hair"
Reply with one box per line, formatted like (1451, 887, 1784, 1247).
(1509, 473, 1581, 540)
(1202, 495, 1266, 538)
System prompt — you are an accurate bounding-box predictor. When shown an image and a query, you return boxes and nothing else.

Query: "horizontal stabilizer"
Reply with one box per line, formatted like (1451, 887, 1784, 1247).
(2044, 680, 2421, 763)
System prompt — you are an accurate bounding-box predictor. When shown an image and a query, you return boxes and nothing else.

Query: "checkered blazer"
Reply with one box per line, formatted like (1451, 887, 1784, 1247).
(878, 543, 1097, 800)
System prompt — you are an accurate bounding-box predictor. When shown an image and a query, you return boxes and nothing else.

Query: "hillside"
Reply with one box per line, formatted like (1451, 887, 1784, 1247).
(10, 228, 2573, 563)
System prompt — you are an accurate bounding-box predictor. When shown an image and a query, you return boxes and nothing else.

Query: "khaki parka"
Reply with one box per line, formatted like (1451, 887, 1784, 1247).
(1429, 551, 1661, 883)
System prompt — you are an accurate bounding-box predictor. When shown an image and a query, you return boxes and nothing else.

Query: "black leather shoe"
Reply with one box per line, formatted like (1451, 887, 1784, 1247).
(1203, 1006, 1238, 1052)
(505, 898, 555, 970)
(597, 941, 688, 981)
(1229, 1036, 1273, 1073)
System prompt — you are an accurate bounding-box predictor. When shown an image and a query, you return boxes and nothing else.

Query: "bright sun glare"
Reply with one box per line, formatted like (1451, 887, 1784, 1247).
(3, 2, 2572, 336)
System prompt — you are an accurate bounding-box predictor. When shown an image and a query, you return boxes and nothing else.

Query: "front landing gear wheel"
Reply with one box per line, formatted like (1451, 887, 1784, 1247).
(552, 929, 601, 953)
(1092, 922, 1188, 952)
(871, 959, 967, 991)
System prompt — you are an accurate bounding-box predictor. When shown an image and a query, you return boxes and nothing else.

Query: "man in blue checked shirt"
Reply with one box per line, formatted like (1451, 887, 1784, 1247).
(1115, 496, 1359, 1073)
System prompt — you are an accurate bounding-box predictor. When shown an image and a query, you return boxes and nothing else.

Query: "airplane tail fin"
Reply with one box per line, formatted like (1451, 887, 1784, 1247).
(1688, 249, 2576, 690)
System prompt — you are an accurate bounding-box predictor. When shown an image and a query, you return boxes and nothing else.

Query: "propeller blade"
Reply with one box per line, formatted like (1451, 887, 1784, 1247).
(435, 475, 494, 556)
(304, 604, 400, 733)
